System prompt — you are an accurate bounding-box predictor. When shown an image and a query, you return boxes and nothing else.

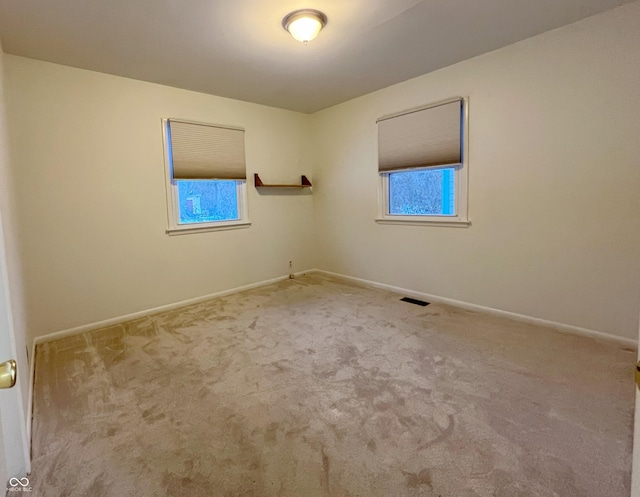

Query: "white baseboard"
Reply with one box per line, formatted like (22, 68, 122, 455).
(314, 269, 638, 348)
(33, 267, 633, 350)
(32, 270, 311, 347)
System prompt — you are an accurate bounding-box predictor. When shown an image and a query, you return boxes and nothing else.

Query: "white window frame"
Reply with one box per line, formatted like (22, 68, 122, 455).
(161, 118, 251, 235)
(375, 97, 470, 228)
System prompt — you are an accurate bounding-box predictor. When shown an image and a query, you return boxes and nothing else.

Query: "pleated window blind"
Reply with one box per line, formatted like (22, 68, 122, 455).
(168, 120, 246, 180)
(378, 99, 463, 173)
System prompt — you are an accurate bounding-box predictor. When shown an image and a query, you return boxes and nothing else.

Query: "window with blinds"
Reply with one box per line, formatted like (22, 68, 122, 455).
(376, 98, 469, 226)
(162, 119, 250, 234)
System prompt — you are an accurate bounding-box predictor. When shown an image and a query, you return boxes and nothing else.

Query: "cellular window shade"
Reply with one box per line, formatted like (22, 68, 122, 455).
(169, 120, 246, 180)
(378, 99, 462, 172)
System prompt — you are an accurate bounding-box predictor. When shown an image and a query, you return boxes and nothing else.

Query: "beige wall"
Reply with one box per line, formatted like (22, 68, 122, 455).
(310, 2, 640, 339)
(3, 56, 315, 343)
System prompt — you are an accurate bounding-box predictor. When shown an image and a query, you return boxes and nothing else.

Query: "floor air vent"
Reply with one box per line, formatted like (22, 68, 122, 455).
(400, 297, 430, 306)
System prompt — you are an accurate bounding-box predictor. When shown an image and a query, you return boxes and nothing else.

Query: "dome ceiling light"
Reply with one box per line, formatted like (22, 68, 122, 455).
(282, 9, 327, 45)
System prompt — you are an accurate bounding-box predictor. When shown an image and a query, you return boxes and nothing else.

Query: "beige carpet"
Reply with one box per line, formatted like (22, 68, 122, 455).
(30, 273, 635, 496)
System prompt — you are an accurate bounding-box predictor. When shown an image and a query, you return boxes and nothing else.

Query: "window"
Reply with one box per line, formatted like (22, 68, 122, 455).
(162, 119, 250, 234)
(388, 168, 455, 216)
(376, 98, 469, 227)
(176, 180, 239, 224)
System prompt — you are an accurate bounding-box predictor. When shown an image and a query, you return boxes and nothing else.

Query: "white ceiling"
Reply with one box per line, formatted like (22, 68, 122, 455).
(0, 0, 633, 113)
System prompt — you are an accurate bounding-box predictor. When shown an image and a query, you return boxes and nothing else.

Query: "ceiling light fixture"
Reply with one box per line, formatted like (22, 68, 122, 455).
(282, 9, 327, 45)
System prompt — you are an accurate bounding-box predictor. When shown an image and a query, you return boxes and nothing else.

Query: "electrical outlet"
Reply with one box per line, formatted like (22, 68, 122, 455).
(288, 260, 292, 268)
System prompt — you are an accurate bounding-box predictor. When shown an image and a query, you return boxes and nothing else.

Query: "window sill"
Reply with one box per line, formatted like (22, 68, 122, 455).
(375, 217, 470, 228)
(167, 220, 252, 236)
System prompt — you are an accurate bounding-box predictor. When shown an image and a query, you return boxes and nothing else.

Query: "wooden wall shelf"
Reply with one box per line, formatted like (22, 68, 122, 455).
(254, 174, 312, 189)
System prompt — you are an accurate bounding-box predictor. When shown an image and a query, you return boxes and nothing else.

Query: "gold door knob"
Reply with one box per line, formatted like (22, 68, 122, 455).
(0, 360, 16, 389)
